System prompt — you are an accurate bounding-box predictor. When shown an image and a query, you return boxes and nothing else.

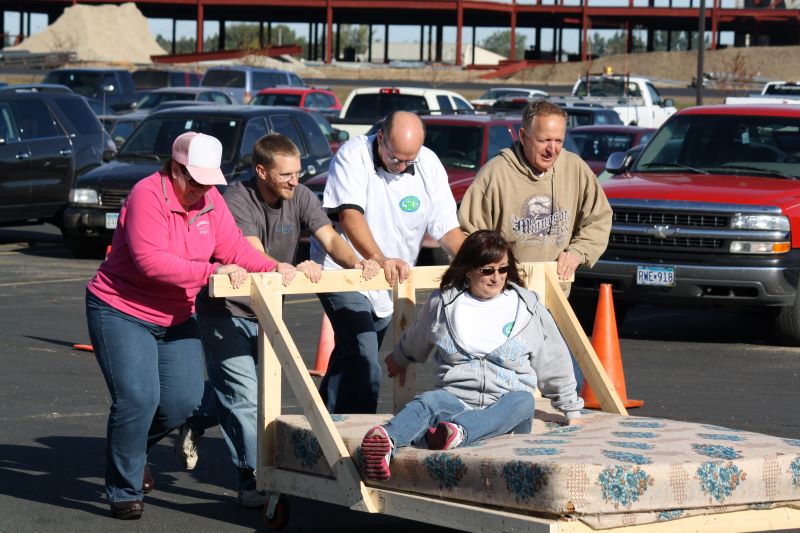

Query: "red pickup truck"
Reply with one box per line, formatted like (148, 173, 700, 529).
(572, 104, 800, 343)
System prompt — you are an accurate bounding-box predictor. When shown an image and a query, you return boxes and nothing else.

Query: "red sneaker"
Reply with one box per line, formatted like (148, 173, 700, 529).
(361, 425, 393, 481)
(425, 422, 465, 450)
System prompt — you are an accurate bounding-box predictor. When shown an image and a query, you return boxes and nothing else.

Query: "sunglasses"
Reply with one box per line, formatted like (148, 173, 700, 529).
(477, 266, 510, 276)
(179, 166, 209, 190)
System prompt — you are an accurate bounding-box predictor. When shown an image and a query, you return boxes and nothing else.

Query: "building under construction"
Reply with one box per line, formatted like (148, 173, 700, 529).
(2, 0, 798, 66)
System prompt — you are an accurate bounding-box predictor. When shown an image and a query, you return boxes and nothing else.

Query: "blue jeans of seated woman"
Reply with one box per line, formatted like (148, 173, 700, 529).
(86, 291, 204, 503)
(384, 389, 534, 449)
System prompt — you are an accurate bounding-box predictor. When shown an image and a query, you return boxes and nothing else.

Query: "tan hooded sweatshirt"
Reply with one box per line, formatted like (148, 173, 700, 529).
(458, 142, 612, 267)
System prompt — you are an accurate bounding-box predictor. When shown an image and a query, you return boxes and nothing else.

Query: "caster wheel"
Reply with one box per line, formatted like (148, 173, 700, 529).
(263, 494, 289, 530)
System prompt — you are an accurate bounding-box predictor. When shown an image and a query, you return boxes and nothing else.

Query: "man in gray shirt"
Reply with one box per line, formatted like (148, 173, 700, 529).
(181, 133, 379, 507)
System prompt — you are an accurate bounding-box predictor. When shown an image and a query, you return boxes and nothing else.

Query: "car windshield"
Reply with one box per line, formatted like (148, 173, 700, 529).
(344, 93, 428, 120)
(42, 71, 103, 97)
(110, 120, 141, 147)
(252, 93, 302, 107)
(633, 114, 800, 178)
(85, 98, 113, 115)
(133, 71, 169, 90)
(765, 84, 800, 96)
(308, 111, 334, 138)
(119, 116, 241, 162)
(480, 88, 529, 100)
(136, 92, 194, 110)
(573, 78, 642, 98)
(202, 70, 245, 88)
(572, 132, 637, 161)
(425, 125, 482, 170)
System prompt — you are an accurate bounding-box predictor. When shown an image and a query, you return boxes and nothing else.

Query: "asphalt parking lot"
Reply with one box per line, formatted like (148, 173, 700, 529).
(1, 224, 799, 533)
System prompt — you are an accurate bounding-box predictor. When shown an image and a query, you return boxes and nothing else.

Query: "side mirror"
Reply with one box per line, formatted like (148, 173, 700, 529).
(335, 129, 349, 142)
(663, 98, 675, 107)
(605, 151, 630, 175)
(103, 149, 116, 162)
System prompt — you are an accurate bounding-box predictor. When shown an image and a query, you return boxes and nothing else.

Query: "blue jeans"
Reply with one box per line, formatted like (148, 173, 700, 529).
(572, 354, 585, 394)
(188, 314, 260, 491)
(318, 291, 392, 414)
(86, 291, 205, 503)
(385, 389, 534, 448)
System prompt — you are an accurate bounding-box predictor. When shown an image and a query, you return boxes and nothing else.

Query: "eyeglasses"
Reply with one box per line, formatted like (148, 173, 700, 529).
(270, 170, 306, 182)
(477, 266, 510, 276)
(380, 136, 419, 167)
(179, 166, 210, 190)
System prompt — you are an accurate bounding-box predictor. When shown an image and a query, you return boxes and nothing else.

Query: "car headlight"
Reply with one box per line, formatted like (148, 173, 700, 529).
(729, 241, 791, 254)
(69, 188, 99, 205)
(730, 214, 790, 231)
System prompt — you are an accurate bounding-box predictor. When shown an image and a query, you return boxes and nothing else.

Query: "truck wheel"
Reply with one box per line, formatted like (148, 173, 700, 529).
(774, 295, 800, 346)
(64, 235, 107, 259)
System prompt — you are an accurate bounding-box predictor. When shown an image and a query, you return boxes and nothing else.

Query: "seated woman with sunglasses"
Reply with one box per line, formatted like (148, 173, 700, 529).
(361, 230, 583, 481)
(85, 132, 293, 520)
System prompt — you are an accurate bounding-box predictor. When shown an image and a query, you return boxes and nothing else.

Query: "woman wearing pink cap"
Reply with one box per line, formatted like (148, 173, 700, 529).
(85, 132, 293, 520)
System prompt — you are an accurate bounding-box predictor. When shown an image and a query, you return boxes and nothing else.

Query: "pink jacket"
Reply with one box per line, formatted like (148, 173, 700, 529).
(88, 172, 277, 326)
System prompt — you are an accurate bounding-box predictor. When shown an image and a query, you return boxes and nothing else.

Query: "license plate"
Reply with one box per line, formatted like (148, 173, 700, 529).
(105, 212, 119, 230)
(636, 266, 675, 287)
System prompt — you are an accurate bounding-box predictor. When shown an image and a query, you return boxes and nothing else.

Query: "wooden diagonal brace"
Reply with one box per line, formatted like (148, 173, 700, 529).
(249, 275, 379, 512)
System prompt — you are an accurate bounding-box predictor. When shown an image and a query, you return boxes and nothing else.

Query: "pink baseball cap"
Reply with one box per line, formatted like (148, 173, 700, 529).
(171, 132, 227, 186)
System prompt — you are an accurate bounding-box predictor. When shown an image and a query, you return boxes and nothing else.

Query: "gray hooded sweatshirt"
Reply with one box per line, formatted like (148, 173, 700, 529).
(392, 282, 583, 419)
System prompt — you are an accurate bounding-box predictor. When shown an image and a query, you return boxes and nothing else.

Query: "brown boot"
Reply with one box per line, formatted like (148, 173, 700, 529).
(110, 500, 144, 520)
(142, 463, 154, 494)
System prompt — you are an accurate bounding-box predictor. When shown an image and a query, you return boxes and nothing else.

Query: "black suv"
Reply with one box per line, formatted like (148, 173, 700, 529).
(62, 105, 332, 258)
(0, 87, 114, 228)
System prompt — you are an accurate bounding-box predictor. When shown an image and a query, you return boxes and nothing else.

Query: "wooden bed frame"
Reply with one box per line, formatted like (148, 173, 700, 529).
(209, 263, 800, 532)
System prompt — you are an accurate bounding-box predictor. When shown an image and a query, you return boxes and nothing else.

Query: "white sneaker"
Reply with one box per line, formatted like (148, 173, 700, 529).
(175, 423, 200, 470)
(237, 488, 269, 508)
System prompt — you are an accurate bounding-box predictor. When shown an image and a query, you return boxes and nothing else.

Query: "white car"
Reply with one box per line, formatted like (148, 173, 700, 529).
(470, 87, 549, 111)
(333, 86, 475, 137)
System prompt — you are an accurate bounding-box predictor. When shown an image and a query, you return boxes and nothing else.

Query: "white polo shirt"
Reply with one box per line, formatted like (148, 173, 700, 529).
(311, 134, 459, 317)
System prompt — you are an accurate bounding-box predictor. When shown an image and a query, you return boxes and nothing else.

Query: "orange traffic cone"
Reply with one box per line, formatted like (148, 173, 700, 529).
(309, 314, 334, 376)
(72, 344, 94, 352)
(580, 283, 643, 409)
(72, 246, 113, 354)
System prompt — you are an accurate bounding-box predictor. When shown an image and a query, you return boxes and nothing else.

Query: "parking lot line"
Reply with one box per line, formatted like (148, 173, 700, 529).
(0, 277, 89, 287)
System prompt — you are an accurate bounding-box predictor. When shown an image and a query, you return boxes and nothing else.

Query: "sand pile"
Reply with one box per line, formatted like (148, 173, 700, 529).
(8, 3, 166, 64)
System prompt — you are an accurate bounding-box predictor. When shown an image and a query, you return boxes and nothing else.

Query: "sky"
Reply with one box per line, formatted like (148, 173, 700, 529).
(5, 6, 734, 57)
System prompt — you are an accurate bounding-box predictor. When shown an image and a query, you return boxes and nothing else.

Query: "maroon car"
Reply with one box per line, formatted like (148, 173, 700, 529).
(569, 125, 655, 175)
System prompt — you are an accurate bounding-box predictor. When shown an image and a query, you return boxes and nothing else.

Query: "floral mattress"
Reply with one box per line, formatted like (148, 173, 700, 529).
(274, 401, 800, 529)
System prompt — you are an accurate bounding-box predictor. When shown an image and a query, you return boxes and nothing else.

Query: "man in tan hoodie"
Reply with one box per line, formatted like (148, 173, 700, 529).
(459, 100, 612, 283)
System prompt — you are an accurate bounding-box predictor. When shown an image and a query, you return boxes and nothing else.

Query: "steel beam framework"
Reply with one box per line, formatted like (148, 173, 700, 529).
(3, 0, 799, 63)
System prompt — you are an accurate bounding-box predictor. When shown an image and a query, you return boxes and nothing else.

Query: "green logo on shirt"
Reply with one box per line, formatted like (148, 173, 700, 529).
(503, 322, 514, 337)
(399, 196, 421, 212)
